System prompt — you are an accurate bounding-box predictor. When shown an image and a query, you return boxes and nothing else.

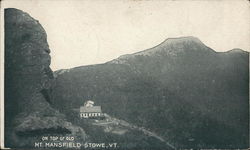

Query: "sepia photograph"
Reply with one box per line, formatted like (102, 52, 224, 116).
(1, 0, 249, 149)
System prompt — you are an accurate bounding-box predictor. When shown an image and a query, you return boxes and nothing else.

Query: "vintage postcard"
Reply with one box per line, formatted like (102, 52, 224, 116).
(1, 0, 249, 149)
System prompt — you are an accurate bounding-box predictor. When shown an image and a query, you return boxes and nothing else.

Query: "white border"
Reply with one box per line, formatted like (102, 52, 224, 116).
(0, 0, 5, 149)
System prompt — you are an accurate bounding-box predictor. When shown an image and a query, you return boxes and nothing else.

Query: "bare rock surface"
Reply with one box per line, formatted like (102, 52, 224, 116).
(4, 8, 87, 148)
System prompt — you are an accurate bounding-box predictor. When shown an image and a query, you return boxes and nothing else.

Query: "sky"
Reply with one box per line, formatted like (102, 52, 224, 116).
(2, 0, 250, 70)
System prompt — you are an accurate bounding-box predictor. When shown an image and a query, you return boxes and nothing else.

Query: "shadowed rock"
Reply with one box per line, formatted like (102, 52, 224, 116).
(4, 8, 87, 148)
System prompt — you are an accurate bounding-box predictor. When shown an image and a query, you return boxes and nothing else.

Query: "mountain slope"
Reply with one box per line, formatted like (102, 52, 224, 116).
(52, 37, 249, 149)
(75, 113, 176, 150)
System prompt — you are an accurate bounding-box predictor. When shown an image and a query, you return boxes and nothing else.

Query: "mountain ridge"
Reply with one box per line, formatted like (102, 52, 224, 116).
(54, 36, 248, 72)
(51, 36, 249, 148)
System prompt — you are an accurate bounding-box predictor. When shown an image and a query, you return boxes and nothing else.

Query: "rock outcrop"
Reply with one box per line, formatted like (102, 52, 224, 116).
(4, 8, 87, 148)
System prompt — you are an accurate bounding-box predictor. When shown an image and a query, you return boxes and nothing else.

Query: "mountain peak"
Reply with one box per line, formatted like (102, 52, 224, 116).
(227, 48, 248, 53)
(135, 36, 208, 55)
(109, 36, 210, 64)
(161, 36, 203, 45)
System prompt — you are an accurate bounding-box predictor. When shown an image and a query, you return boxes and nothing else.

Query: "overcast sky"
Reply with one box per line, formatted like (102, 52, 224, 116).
(2, 0, 250, 70)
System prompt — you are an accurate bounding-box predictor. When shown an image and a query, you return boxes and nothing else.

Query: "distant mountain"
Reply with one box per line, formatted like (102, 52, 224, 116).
(52, 36, 249, 149)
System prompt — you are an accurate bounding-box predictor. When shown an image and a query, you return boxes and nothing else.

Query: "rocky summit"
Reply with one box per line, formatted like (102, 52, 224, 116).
(4, 8, 87, 148)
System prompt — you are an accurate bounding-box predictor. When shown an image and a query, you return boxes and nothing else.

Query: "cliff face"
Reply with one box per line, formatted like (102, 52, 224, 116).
(4, 8, 87, 148)
(52, 37, 249, 149)
(5, 8, 53, 119)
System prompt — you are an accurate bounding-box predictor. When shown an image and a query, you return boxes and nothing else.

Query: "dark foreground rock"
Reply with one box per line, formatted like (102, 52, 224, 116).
(4, 8, 87, 148)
